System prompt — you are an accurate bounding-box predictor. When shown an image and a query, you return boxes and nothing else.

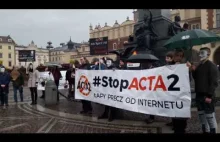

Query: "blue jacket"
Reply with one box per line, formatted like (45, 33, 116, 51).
(91, 64, 106, 70)
(0, 72, 11, 86)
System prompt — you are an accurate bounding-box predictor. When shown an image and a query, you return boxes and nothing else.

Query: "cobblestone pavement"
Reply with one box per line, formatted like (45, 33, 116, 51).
(0, 86, 219, 133)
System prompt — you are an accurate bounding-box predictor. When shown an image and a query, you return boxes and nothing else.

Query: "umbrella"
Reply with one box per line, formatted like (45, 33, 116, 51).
(127, 51, 159, 63)
(164, 29, 220, 49)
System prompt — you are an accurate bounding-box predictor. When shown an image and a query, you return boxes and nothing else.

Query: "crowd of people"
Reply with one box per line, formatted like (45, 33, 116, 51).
(63, 47, 219, 134)
(0, 46, 219, 134)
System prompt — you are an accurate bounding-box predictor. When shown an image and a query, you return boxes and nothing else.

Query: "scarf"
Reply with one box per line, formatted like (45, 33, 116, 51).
(11, 69, 20, 81)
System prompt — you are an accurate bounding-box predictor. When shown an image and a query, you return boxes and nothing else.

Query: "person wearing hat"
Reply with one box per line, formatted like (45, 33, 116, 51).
(0, 66, 11, 109)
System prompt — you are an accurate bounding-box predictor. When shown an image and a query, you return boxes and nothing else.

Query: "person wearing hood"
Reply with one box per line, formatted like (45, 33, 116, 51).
(27, 63, 39, 105)
(11, 66, 24, 103)
(0, 66, 11, 109)
(190, 47, 219, 133)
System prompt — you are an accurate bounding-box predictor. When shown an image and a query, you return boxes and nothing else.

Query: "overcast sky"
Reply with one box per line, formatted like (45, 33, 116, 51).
(0, 9, 133, 48)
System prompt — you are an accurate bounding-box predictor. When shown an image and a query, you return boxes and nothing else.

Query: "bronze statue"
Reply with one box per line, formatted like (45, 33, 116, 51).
(135, 9, 158, 51)
(168, 15, 183, 36)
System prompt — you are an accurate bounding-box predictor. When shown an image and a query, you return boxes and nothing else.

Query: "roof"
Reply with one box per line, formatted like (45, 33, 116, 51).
(113, 20, 120, 27)
(15, 45, 49, 51)
(121, 17, 134, 26)
(0, 35, 16, 44)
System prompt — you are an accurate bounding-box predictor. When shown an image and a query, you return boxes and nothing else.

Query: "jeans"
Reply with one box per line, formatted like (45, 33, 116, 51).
(1, 92, 8, 106)
(13, 86, 23, 102)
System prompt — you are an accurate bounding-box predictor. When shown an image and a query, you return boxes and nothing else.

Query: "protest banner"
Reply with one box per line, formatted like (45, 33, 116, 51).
(37, 71, 68, 90)
(75, 64, 191, 118)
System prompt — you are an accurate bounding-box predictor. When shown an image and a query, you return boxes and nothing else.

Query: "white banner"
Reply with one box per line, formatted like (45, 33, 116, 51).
(75, 64, 191, 118)
(37, 71, 68, 90)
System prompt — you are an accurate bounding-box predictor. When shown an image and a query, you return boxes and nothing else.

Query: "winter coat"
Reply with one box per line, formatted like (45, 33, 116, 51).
(91, 63, 107, 70)
(27, 70, 39, 88)
(192, 60, 219, 98)
(52, 69, 62, 81)
(65, 68, 75, 84)
(79, 63, 91, 70)
(0, 72, 11, 93)
(12, 71, 24, 87)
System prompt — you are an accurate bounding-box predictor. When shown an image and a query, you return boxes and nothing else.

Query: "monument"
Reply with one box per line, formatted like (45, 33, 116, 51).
(122, 9, 176, 64)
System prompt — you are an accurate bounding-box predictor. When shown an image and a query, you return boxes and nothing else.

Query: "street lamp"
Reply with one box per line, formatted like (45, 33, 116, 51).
(46, 41, 53, 62)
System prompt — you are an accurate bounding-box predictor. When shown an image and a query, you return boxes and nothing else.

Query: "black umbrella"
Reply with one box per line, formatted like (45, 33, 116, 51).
(127, 51, 159, 63)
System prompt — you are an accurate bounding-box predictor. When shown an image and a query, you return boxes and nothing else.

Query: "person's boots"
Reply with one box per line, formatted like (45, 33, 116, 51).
(40, 95, 45, 99)
(210, 128, 216, 134)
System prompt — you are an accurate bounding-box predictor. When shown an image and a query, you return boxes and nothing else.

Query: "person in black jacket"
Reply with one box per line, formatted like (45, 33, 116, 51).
(65, 64, 76, 99)
(172, 48, 191, 133)
(165, 51, 175, 128)
(190, 47, 219, 133)
(142, 61, 156, 124)
(79, 57, 93, 115)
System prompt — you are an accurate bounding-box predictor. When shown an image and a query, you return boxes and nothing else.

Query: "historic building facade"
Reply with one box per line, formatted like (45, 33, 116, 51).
(49, 38, 84, 64)
(15, 41, 49, 68)
(89, 14, 136, 51)
(0, 35, 16, 68)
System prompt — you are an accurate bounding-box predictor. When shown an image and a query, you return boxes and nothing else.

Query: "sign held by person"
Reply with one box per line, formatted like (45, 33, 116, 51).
(75, 64, 191, 118)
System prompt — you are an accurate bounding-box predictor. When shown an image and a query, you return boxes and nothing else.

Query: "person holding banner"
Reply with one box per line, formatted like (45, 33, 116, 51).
(142, 61, 156, 124)
(118, 59, 126, 70)
(190, 47, 219, 133)
(79, 57, 93, 115)
(172, 48, 191, 133)
(27, 63, 39, 105)
(96, 58, 117, 121)
(165, 51, 175, 128)
(101, 58, 118, 121)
